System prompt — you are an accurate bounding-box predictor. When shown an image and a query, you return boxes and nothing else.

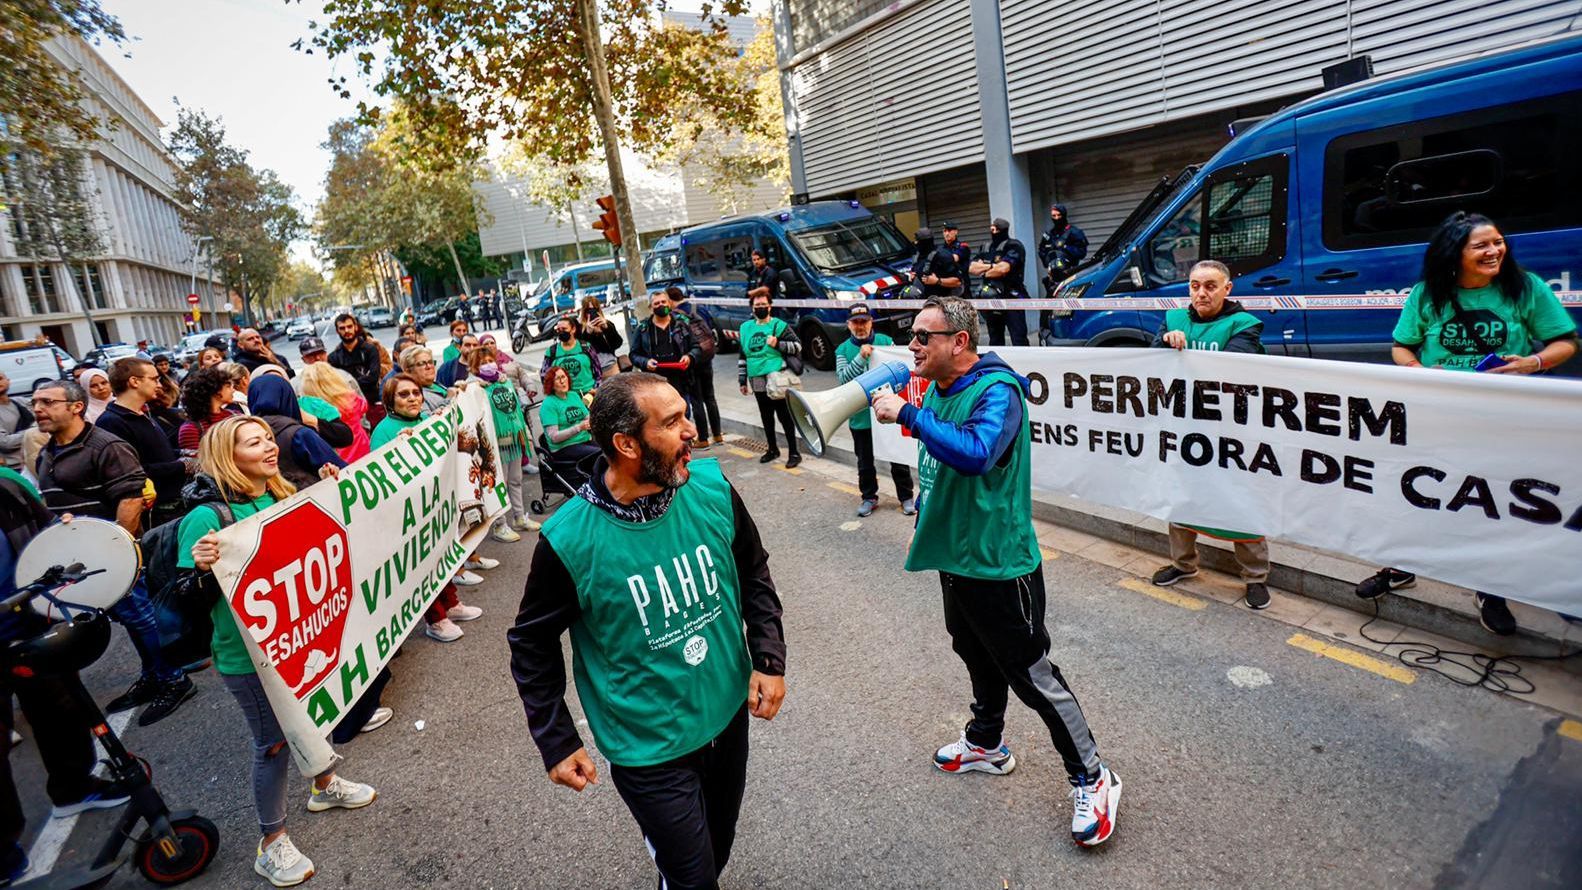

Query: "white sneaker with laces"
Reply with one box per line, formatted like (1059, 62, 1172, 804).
(447, 603, 482, 622)
(511, 514, 542, 532)
(307, 775, 377, 812)
(491, 524, 522, 543)
(1070, 764, 1122, 847)
(465, 556, 500, 571)
(452, 570, 484, 587)
(933, 732, 1016, 775)
(425, 619, 464, 642)
(255, 834, 314, 887)
(359, 706, 393, 734)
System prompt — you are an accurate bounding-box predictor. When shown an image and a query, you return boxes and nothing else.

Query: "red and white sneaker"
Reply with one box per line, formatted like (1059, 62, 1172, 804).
(933, 733, 1016, 775)
(1070, 764, 1122, 847)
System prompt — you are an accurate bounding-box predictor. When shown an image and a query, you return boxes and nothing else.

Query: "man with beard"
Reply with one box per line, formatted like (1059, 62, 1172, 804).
(871, 296, 1122, 847)
(969, 217, 1032, 346)
(232, 328, 294, 378)
(509, 372, 786, 890)
(328, 313, 385, 420)
(1037, 204, 1088, 333)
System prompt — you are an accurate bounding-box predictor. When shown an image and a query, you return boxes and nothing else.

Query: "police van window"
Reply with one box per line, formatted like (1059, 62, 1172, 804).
(1141, 154, 1288, 287)
(721, 239, 753, 282)
(789, 219, 909, 271)
(1323, 93, 1582, 251)
(687, 241, 725, 282)
(645, 251, 684, 283)
(576, 267, 618, 291)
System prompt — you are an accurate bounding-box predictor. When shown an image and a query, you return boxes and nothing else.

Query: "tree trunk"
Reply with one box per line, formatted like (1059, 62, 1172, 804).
(576, 0, 648, 314)
(565, 201, 586, 262)
(445, 240, 470, 297)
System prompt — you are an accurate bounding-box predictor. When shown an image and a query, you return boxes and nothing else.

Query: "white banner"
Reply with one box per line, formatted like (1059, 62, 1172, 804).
(872, 346, 1582, 614)
(210, 386, 509, 772)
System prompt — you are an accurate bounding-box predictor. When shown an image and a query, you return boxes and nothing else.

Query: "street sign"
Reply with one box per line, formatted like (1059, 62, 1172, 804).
(400, 275, 413, 295)
(186, 293, 201, 305)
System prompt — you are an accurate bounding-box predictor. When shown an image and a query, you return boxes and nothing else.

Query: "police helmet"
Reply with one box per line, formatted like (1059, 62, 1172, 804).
(898, 282, 925, 300)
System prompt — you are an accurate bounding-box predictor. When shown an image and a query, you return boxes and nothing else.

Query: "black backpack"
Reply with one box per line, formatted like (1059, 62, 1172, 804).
(145, 498, 234, 672)
(683, 311, 717, 363)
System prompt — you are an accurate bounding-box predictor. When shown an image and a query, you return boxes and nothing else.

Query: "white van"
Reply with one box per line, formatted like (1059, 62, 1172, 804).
(0, 342, 69, 394)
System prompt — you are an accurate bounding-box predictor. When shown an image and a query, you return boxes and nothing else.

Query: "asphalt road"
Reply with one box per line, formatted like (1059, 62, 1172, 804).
(9, 427, 1581, 889)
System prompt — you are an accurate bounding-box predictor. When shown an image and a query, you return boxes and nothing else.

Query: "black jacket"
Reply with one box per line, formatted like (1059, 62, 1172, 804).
(234, 348, 294, 378)
(629, 316, 701, 388)
(94, 403, 186, 513)
(1037, 222, 1089, 280)
(328, 335, 384, 402)
(974, 235, 1029, 298)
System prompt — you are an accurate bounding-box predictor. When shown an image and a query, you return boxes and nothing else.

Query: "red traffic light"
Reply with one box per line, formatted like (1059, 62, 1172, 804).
(592, 194, 621, 246)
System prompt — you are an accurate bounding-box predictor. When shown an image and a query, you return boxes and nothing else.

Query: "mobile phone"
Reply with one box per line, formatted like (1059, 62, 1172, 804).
(1474, 353, 1507, 372)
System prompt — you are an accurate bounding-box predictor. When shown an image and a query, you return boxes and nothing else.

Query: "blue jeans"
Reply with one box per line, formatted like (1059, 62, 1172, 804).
(108, 576, 181, 683)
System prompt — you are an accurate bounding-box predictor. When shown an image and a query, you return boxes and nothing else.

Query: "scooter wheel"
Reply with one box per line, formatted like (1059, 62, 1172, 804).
(530, 500, 545, 515)
(136, 815, 219, 885)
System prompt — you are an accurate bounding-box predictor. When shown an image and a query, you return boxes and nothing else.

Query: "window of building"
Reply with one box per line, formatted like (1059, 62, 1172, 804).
(20, 264, 63, 314)
(72, 263, 108, 310)
(1323, 93, 1582, 250)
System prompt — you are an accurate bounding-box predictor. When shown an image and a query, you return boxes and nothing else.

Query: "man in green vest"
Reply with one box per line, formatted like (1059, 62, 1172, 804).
(834, 303, 914, 517)
(871, 296, 1122, 848)
(1147, 259, 1272, 609)
(508, 372, 787, 888)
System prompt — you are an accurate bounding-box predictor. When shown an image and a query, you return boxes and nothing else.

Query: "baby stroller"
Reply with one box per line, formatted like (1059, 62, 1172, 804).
(529, 433, 598, 515)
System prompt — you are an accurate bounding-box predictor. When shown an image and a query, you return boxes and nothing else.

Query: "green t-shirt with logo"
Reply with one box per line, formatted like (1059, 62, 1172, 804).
(906, 370, 1041, 579)
(548, 342, 597, 395)
(176, 493, 278, 676)
(539, 458, 750, 767)
(1392, 271, 1576, 372)
(539, 393, 592, 451)
(739, 317, 788, 379)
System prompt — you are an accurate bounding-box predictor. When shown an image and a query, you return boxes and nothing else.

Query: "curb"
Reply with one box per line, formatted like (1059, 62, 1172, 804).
(713, 408, 1580, 676)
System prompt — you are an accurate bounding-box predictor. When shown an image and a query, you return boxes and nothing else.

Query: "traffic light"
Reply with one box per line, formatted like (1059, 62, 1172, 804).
(592, 194, 621, 246)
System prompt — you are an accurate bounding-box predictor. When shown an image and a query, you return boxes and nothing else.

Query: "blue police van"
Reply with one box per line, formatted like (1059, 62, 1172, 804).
(1044, 33, 1582, 370)
(642, 201, 915, 371)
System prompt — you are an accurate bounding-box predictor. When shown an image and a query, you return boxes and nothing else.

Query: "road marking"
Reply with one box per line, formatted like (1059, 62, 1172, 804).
(1227, 666, 1273, 688)
(839, 521, 862, 531)
(728, 447, 757, 459)
(1040, 547, 1061, 561)
(774, 464, 804, 476)
(21, 708, 136, 881)
(1117, 576, 1206, 611)
(1560, 719, 1582, 743)
(1287, 633, 1416, 684)
(827, 482, 862, 497)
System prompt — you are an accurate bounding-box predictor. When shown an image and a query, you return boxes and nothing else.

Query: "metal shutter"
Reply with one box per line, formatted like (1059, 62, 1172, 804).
(1354, 0, 1580, 74)
(1049, 123, 1230, 248)
(921, 163, 993, 254)
(790, 0, 984, 197)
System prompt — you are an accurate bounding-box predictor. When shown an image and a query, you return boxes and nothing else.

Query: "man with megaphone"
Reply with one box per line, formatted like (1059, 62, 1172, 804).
(870, 296, 1124, 849)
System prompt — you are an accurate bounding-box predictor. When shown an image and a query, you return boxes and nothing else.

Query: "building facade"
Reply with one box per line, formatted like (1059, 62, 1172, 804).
(773, 0, 1581, 290)
(0, 36, 224, 355)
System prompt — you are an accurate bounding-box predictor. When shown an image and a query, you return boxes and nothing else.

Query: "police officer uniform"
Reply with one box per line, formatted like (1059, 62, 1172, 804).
(973, 217, 1031, 346)
(1037, 204, 1089, 332)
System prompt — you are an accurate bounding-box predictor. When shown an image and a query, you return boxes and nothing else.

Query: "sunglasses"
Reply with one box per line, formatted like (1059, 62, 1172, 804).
(910, 328, 958, 346)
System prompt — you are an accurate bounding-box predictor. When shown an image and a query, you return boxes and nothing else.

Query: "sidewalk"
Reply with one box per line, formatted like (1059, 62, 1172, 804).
(698, 355, 1582, 704)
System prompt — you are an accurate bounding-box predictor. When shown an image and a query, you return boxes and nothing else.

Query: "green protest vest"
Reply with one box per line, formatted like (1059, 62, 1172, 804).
(1162, 306, 1264, 352)
(549, 342, 597, 394)
(834, 333, 895, 431)
(906, 370, 1041, 579)
(739, 317, 787, 378)
(1163, 307, 1263, 541)
(540, 458, 750, 766)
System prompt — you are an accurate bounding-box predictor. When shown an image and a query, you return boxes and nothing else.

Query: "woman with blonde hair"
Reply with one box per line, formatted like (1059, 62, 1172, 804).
(177, 415, 382, 886)
(299, 361, 370, 462)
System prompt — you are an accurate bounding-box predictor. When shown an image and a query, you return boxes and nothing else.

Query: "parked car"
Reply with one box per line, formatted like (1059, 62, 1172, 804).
(286, 317, 316, 340)
(81, 342, 141, 367)
(0, 340, 72, 394)
(1043, 34, 1582, 375)
(364, 307, 395, 328)
(175, 330, 233, 367)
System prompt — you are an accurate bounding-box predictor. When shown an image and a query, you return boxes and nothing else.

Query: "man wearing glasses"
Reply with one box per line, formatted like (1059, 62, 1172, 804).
(871, 296, 1123, 848)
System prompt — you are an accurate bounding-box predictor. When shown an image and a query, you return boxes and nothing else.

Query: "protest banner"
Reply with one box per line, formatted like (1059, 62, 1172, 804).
(872, 346, 1582, 615)
(209, 385, 510, 771)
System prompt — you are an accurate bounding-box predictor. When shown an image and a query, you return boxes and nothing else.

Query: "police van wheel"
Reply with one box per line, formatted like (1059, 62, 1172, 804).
(801, 324, 835, 372)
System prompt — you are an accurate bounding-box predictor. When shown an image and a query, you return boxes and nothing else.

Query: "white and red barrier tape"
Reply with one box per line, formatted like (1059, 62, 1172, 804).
(683, 292, 1582, 312)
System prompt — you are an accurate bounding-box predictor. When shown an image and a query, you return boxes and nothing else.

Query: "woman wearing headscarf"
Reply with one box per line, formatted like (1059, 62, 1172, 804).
(245, 375, 346, 490)
(252, 364, 354, 452)
(80, 368, 112, 422)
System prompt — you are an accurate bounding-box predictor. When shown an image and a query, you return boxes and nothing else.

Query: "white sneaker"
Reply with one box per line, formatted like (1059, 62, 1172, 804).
(306, 775, 377, 812)
(452, 570, 484, 587)
(1070, 764, 1122, 847)
(465, 556, 500, 571)
(255, 834, 314, 887)
(933, 732, 1016, 775)
(425, 619, 464, 642)
(491, 524, 522, 543)
(357, 706, 393, 734)
(511, 514, 542, 532)
(447, 603, 482, 622)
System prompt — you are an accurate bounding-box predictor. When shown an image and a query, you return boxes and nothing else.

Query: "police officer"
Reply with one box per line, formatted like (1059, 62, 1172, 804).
(969, 217, 1031, 346)
(747, 249, 781, 302)
(1037, 203, 1089, 334)
(911, 225, 971, 298)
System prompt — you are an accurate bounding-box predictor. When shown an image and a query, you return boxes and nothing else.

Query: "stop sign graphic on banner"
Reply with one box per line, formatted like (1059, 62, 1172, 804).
(231, 501, 354, 699)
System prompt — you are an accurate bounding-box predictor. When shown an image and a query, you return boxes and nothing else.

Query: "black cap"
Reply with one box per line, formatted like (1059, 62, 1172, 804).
(940, 220, 958, 230)
(298, 336, 327, 355)
(848, 303, 872, 318)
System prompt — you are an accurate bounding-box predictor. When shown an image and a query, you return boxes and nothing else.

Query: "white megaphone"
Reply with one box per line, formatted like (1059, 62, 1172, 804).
(787, 360, 912, 457)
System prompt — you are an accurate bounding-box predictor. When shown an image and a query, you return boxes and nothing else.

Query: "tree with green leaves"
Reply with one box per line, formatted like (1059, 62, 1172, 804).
(167, 108, 303, 326)
(2, 141, 109, 342)
(301, 0, 754, 301)
(1, 0, 124, 155)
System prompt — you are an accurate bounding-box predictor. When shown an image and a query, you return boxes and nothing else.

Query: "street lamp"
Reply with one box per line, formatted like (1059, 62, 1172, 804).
(189, 236, 214, 330)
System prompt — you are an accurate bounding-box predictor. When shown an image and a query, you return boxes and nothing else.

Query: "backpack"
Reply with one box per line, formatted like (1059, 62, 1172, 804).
(260, 415, 321, 490)
(684, 311, 717, 362)
(145, 498, 235, 672)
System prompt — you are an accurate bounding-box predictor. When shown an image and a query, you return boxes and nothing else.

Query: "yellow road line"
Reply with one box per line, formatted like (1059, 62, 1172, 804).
(728, 447, 757, 459)
(1287, 633, 1416, 684)
(1560, 720, 1582, 743)
(775, 464, 804, 476)
(1040, 547, 1061, 561)
(827, 482, 863, 496)
(1117, 576, 1206, 611)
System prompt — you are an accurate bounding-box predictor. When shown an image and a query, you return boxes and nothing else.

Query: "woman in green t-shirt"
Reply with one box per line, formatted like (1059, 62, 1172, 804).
(734, 293, 803, 468)
(539, 365, 599, 464)
(178, 415, 379, 886)
(372, 372, 428, 450)
(1385, 211, 1579, 636)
